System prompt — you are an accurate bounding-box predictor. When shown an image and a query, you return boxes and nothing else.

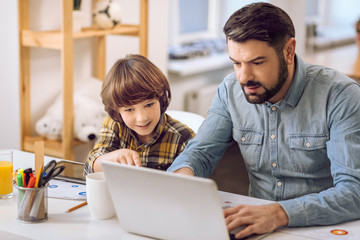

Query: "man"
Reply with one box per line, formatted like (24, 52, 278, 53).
(167, 2, 360, 239)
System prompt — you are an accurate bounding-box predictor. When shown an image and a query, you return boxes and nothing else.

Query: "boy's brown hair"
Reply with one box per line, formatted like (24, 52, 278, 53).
(101, 54, 171, 123)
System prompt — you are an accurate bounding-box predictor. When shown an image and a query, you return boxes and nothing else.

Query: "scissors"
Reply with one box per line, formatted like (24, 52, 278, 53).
(38, 160, 65, 187)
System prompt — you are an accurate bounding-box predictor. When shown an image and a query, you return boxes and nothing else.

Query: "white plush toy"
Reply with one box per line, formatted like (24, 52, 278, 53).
(35, 117, 62, 140)
(93, 0, 122, 29)
(35, 77, 107, 142)
(73, 96, 105, 142)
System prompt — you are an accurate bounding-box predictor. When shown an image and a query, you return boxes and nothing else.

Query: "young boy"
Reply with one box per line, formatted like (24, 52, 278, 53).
(84, 54, 195, 175)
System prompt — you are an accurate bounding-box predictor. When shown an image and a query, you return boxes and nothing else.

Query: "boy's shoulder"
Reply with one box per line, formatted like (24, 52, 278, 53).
(163, 114, 196, 139)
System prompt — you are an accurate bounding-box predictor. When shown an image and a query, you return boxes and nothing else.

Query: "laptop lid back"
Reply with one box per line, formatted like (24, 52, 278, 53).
(102, 161, 229, 240)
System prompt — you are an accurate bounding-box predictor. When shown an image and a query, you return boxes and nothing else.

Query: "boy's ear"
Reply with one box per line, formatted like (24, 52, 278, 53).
(159, 94, 170, 114)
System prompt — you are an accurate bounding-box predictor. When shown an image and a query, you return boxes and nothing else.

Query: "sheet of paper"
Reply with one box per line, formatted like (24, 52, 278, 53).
(219, 190, 272, 209)
(47, 179, 86, 200)
(280, 220, 360, 240)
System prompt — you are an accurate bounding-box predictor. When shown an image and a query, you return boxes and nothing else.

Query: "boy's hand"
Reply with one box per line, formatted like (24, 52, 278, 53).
(94, 149, 141, 172)
(112, 149, 141, 166)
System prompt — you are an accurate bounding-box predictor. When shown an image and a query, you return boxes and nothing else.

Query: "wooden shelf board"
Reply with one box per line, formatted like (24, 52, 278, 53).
(23, 136, 83, 159)
(76, 25, 140, 38)
(21, 24, 140, 49)
(22, 30, 62, 49)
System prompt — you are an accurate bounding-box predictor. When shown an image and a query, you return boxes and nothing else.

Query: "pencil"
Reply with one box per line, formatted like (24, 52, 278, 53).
(34, 166, 43, 188)
(65, 201, 87, 213)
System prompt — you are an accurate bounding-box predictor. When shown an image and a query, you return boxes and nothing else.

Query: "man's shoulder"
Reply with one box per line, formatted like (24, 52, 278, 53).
(305, 62, 358, 89)
(301, 62, 360, 109)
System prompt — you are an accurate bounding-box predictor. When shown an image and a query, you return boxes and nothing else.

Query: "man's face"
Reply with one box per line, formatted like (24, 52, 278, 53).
(228, 39, 289, 104)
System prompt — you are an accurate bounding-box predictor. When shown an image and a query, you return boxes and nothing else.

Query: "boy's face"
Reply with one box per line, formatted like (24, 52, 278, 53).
(118, 99, 161, 144)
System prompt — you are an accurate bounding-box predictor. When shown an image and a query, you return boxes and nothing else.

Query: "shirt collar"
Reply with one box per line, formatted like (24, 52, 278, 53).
(282, 54, 308, 108)
(148, 113, 166, 145)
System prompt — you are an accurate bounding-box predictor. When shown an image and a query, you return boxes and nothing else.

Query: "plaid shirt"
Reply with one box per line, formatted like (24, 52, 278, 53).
(84, 113, 195, 175)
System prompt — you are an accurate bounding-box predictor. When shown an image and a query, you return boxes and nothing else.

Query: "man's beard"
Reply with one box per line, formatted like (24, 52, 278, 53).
(241, 55, 289, 104)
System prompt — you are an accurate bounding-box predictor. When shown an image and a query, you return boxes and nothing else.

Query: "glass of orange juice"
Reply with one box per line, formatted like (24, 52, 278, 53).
(0, 149, 13, 199)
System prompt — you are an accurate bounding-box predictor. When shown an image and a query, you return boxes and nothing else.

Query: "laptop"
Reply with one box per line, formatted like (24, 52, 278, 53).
(102, 161, 235, 240)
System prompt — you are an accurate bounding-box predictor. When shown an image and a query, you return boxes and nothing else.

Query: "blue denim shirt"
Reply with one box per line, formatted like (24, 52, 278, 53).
(168, 55, 360, 227)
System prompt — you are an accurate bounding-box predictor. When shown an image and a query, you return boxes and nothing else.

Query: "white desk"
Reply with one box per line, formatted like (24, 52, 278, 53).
(1, 150, 358, 240)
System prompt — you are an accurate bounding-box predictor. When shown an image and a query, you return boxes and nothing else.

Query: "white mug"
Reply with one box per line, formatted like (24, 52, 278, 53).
(86, 172, 115, 220)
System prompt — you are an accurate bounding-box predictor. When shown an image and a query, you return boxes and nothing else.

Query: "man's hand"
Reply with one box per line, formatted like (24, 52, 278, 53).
(224, 203, 288, 239)
(173, 167, 194, 176)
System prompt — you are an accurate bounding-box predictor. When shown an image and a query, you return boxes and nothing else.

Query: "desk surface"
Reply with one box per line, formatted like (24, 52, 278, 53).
(1, 150, 358, 240)
(303, 43, 360, 80)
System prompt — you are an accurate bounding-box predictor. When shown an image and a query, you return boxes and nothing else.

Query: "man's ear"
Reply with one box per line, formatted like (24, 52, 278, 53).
(283, 38, 296, 65)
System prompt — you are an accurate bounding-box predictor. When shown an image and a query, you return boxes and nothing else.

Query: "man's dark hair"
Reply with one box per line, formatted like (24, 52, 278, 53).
(223, 2, 295, 53)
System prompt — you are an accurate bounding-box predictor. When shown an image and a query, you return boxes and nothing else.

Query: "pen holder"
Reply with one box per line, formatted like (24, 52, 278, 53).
(15, 184, 48, 223)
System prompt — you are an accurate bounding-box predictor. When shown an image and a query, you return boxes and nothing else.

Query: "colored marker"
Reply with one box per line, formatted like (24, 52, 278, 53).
(23, 168, 32, 188)
(18, 169, 24, 187)
(16, 173, 23, 187)
(27, 176, 36, 188)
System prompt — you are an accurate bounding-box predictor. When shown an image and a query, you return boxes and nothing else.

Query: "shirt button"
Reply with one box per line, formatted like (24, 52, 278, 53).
(306, 142, 311, 147)
(272, 162, 277, 168)
(277, 181, 282, 187)
(271, 106, 277, 111)
(270, 134, 276, 140)
(241, 136, 246, 142)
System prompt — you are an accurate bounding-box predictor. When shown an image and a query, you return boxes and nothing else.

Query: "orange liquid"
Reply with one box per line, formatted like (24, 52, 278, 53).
(0, 161, 13, 195)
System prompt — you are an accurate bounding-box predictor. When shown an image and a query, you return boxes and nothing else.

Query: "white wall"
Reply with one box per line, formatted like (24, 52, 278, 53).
(320, 0, 360, 27)
(0, 0, 20, 149)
